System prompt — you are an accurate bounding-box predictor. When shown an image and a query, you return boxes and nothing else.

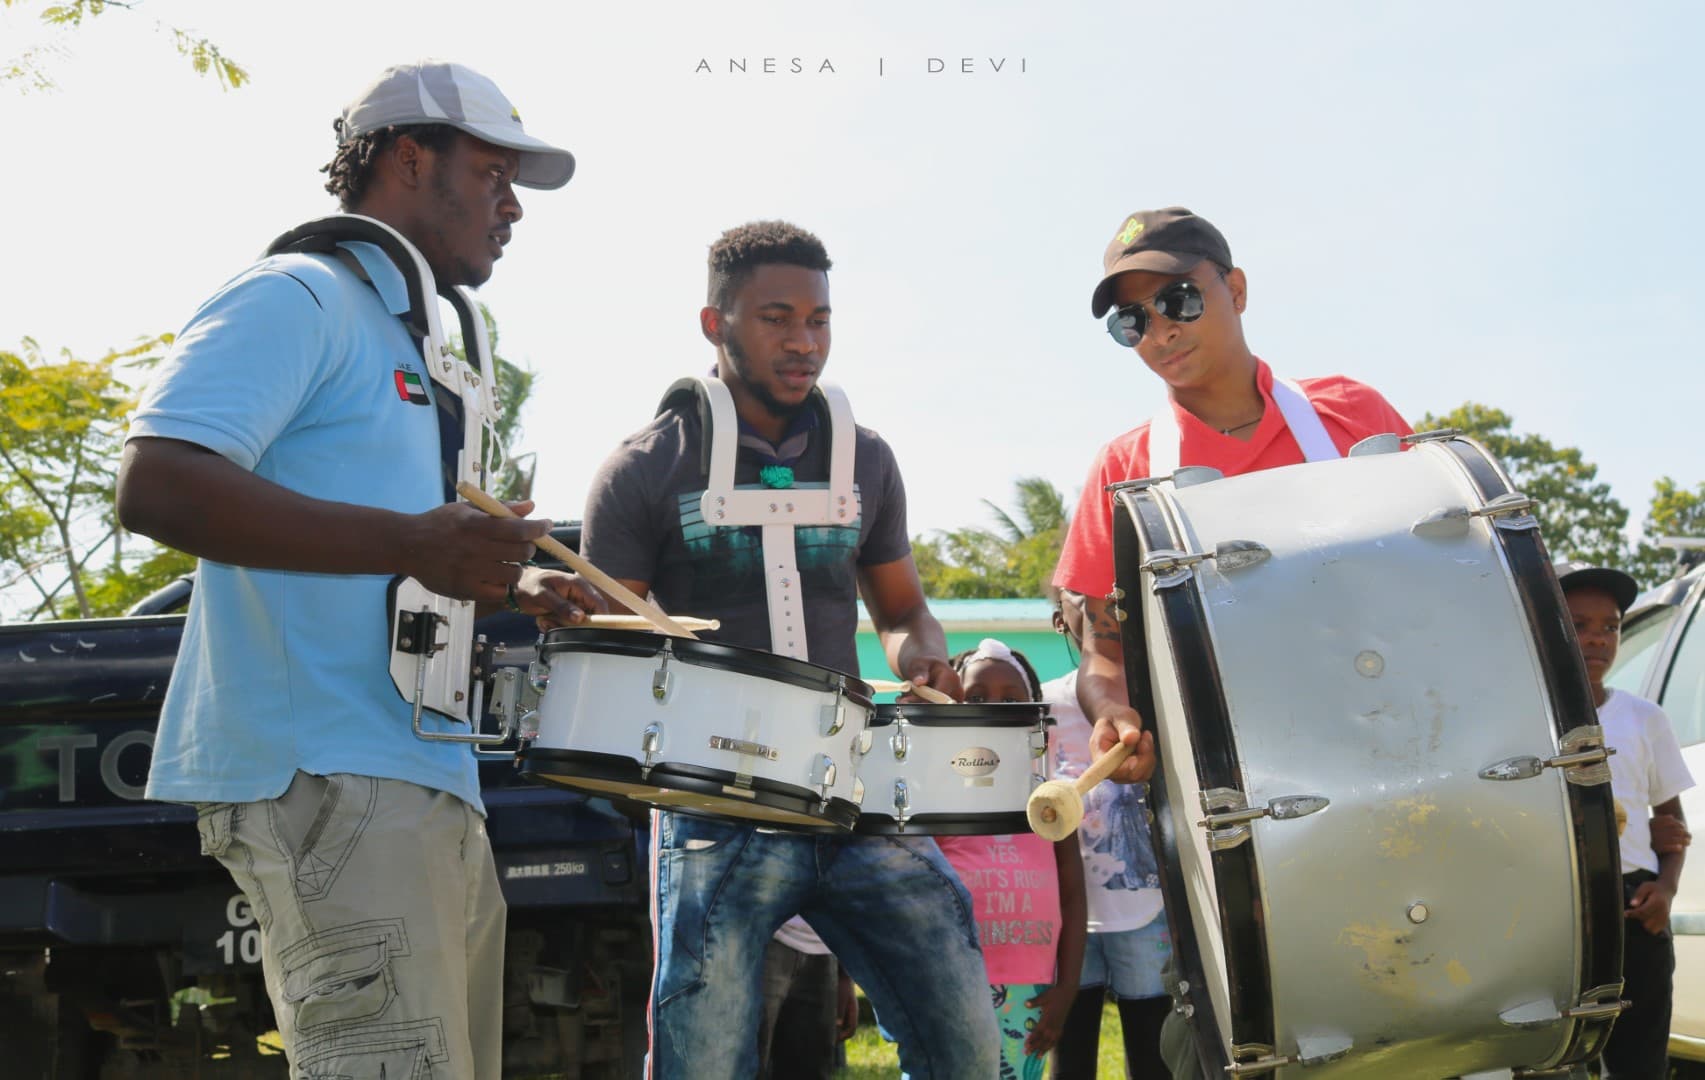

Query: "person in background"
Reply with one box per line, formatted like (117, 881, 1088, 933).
(1557, 561, 1692, 1080)
(938, 639, 1087, 1078)
(757, 916, 858, 1079)
(1044, 587, 1170, 1079)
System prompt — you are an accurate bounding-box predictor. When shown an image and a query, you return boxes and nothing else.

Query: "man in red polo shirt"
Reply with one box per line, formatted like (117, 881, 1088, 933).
(1053, 206, 1412, 787)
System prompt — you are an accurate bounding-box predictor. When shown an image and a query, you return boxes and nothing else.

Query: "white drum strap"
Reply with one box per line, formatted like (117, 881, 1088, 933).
(1145, 373, 1339, 477)
(1270, 376, 1338, 462)
(694, 377, 857, 661)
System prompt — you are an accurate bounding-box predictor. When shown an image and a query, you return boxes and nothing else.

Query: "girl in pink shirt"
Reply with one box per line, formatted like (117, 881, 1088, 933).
(936, 640, 1087, 1078)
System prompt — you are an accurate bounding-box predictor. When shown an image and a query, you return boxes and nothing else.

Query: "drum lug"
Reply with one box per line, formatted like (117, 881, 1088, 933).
(1411, 505, 1473, 539)
(1478, 724, 1613, 785)
(809, 754, 838, 804)
(526, 657, 550, 695)
(852, 728, 874, 758)
(1028, 726, 1049, 758)
(1499, 998, 1562, 1029)
(850, 777, 865, 806)
(1225, 1045, 1298, 1076)
(892, 779, 911, 828)
(821, 678, 847, 737)
(652, 640, 674, 703)
(890, 717, 910, 761)
(1348, 432, 1402, 456)
(641, 723, 664, 772)
(1293, 1031, 1354, 1066)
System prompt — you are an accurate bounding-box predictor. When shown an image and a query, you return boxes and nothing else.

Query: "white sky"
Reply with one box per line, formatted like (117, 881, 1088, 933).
(3, 0, 1700, 551)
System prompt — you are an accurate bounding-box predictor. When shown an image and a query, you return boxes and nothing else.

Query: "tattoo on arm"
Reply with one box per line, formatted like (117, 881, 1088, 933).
(1087, 596, 1122, 642)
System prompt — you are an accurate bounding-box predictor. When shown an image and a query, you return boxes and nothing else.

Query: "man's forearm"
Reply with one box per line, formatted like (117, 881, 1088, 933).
(1076, 636, 1131, 721)
(118, 439, 412, 574)
(884, 612, 949, 675)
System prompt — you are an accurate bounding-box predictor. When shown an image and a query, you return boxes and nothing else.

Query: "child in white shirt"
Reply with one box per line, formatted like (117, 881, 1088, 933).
(1558, 561, 1693, 1079)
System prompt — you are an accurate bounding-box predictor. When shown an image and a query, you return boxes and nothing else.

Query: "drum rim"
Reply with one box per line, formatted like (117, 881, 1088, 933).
(1112, 480, 1266, 1072)
(852, 810, 1034, 836)
(538, 627, 876, 706)
(1436, 435, 1624, 1065)
(519, 745, 861, 832)
(869, 702, 1052, 727)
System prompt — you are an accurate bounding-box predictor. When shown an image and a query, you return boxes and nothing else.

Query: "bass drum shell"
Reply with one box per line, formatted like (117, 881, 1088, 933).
(1112, 436, 1620, 1079)
(853, 703, 1052, 835)
(520, 628, 874, 832)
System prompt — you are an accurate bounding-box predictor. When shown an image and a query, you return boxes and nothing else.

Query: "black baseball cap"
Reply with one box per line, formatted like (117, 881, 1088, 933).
(1090, 207, 1234, 317)
(1554, 560, 1639, 613)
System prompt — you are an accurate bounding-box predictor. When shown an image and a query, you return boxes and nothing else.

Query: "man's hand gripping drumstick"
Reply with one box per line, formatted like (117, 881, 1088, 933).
(1070, 589, 1157, 785)
(457, 482, 699, 639)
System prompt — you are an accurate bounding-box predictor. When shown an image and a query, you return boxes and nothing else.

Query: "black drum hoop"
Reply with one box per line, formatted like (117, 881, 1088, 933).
(870, 702, 1052, 727)
(1437, 436, 1624, 1064)
(1113, 483, 1274, 1071)
(539, 627, 875, 708)
(519, 746, 859, 832)
(852, 810, 1033, 836)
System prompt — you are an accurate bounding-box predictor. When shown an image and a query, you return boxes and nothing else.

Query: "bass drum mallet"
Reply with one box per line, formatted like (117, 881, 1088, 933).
(1026, 738, 1138, 840)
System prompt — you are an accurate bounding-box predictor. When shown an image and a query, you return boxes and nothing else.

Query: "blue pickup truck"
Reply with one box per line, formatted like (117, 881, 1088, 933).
(0, 527, 653, 1078)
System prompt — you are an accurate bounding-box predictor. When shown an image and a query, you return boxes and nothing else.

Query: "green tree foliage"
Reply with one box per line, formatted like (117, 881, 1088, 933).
(913, 477, 1070, 598)
(1416, 403, 1630, 568)
(0, 335, 181, 620)
(3, 0, 247, 92)
(1628, 478, 1705, 587)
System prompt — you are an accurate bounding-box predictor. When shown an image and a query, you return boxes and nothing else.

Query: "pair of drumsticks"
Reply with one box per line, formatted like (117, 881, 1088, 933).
(459, 484, 953, 704)
(461, 483, 1117, 836)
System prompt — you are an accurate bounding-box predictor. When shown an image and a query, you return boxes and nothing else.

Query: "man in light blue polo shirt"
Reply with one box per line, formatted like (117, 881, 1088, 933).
(115, 60, 597, 1079)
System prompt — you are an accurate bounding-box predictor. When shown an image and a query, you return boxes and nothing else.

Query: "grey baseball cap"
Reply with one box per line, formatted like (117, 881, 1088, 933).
(1554, 559, 1639, 613)
(337, 60, 575, 190)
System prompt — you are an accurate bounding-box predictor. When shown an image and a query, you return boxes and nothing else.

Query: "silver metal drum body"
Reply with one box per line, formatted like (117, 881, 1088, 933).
(1114, 436, 1620, 1079)
(853, 703, 1053, 835)
(521, 629, 873, 831)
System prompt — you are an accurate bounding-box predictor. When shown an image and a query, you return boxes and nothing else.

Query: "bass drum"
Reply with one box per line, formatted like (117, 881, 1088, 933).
(1111, 432, 1622, 1079)
(520, 628, 873, 831)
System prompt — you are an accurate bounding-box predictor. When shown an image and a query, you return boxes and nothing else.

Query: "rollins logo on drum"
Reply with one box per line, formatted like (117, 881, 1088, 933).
(950, 749, 1000, 777)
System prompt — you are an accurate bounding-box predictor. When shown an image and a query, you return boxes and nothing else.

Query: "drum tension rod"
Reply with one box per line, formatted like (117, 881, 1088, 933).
(1413, 492, 1540, 538)
(1224, 1049, 1298, 1076)
(1197, 791, 1330, 851)
(1479, 724, 1614, 786)
(1142, 540, 1272, 590)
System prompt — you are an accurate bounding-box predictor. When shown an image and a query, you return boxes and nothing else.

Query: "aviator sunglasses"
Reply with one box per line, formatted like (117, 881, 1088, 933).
(1104, 279, 1208, 348)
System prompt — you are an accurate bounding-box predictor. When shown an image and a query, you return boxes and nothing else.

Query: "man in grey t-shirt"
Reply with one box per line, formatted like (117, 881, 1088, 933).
(578, 221, 998, 1080)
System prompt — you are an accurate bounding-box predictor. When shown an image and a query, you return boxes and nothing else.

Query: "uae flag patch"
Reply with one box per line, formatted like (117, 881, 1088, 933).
(393, 368, 429, 405)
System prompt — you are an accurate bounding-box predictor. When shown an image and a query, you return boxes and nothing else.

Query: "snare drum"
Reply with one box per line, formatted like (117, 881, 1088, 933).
(1112, 433, 1621, 1079)
(853, 703, 1052, 835)
(519, 628, 874, 831)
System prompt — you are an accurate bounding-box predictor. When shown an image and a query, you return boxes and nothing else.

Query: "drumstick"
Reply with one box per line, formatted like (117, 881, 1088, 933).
(866, 679, 956, 704)
(1027, 739, 1139, 841)
(586, 614, 720, 632)
(455, 482, 699, 639)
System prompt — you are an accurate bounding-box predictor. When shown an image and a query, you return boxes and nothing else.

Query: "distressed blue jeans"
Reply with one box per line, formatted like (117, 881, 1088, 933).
(647, 810, 999, 1079)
